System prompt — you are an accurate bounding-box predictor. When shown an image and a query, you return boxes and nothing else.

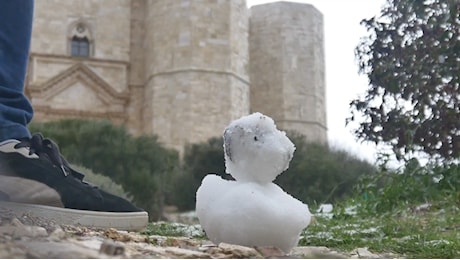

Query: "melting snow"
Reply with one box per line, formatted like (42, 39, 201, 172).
(196, 113, 311, 253)
(170, 223, 205, 237)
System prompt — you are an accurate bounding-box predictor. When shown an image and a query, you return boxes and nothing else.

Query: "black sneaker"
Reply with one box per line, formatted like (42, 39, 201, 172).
(0, 133, 148, 231)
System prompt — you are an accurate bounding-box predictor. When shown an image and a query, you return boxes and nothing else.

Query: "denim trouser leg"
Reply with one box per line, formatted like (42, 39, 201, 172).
(0, 0, 34, 142)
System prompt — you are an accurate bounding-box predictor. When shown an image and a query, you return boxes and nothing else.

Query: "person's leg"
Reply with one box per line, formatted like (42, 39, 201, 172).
(0, 0, 34, 142)
(0, 1, 148, 231)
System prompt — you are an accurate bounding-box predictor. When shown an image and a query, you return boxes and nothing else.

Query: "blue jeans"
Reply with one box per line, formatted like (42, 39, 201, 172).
(0, 0, 34, 142)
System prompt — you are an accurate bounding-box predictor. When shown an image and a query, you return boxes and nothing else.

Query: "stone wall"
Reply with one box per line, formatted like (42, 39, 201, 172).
(143, 0, 250, 153)
(26, 0, 327, 154)
(27, 0, 132, 124)
(249, 2, 327, 143)
(31, 0, 131, 61)
(125, 0, 147, 135)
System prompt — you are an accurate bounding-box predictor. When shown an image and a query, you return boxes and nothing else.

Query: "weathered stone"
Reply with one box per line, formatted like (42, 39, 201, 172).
(0, 213, 58, 234)
(255, 246, 286, 258)
(290, 246, 349, 259)
(0, 224, 48, 238)
(99, 239, 125, 256)
(122, 241, 164, 258)
(48, 227, 66, 241)
(104, 228, 147, 243)
(164, 247, 211, 259)
(73, 237, 104, 251)
(104, 228, 130, 241)
(169, 236, 202, 248)
(353, 247, 382, 259)
(17, 241, 100, 259)
(198, 244, 217, 252)
(219, 243, 262, 258)
(147, 235, 168, 246)
(10, 217, 23, 227)
(0, 243, 27, 258)
(61, 224, 95, 236)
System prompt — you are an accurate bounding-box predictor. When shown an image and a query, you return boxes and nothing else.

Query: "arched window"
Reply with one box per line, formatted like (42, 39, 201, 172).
(68, 21, 93, 57)
(71, 36, 90, 57)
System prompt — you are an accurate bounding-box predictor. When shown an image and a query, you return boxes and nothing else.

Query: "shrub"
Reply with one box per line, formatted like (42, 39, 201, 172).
(170, 137, 225, 211)
(354, 161, 460, 214)
(171, 132, 376, 211)
(276, 132, 377, 205)
(29, 119, 179, 220)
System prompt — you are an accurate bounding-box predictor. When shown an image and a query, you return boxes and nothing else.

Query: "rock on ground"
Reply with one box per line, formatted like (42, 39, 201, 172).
(0, 211, 397, 259)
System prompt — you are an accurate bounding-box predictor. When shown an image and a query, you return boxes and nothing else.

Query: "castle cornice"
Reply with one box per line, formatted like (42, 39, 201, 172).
(34, 105, 127, 120)
(28, 63, 130, 105)
(29, 52, 130, 66)
(146, 68, 250, 86)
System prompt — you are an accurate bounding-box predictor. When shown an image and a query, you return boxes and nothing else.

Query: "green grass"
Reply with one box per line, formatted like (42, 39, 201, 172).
(142, 222, 205, 239)
(142, 164, 460, 258)
(141, 200, 459, 258)
(300, 200, 460, 258)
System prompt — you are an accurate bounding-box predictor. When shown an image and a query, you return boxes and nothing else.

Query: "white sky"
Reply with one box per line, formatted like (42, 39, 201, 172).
(247, 0, 386, 163)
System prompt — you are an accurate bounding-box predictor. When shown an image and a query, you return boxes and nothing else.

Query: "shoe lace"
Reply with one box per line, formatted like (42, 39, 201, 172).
(14, 133, 85, 180)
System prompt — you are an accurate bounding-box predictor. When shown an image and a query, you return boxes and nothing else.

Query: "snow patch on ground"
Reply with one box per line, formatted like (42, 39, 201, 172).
(169, 223, 205, 238)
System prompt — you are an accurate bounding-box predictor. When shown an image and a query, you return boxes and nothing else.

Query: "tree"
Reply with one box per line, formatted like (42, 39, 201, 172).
(170, 137, 226, 211)
(275, 132, 376, 205)
(350, 0, 459, 161)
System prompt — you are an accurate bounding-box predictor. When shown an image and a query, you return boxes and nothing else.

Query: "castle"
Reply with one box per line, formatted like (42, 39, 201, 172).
(26, 0, 327, 153)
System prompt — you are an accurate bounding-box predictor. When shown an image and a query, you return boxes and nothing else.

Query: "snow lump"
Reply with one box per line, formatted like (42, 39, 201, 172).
(196, 112, 311, 253)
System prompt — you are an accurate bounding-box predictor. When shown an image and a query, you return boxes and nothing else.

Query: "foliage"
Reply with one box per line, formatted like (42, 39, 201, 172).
(29, 119, 179, 220)
(276, 132, 376, 205)
(170, 137, 225, 211)
(350, 0, 460, 161)
(300, 161, 460, 258)
(354, 161, 459, 214)
(171, 133, 376, 211)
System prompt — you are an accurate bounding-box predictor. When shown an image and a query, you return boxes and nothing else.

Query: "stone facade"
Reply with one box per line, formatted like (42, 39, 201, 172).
(249, 2, 327, 142)
(26, 0, 327, 154)
(26, 0, 131, 125)
(141, 0, 250, 152)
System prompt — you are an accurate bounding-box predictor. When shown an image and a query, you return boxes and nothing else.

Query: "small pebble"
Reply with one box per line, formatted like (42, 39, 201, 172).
(99, 240, 125, 256)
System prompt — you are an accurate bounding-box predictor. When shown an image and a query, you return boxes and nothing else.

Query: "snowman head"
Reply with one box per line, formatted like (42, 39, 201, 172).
(223, 112, 295, 183)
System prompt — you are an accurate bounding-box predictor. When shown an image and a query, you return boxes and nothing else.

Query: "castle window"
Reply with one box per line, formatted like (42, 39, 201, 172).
(71, 36, 90, 57)
(68, 21, 93, 57)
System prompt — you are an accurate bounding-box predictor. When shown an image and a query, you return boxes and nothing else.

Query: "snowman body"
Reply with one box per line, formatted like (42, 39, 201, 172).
(196, 112, 311, 253)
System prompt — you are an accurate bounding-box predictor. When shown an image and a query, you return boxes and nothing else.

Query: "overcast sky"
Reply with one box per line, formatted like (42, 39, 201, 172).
(247, 0, 387, 163)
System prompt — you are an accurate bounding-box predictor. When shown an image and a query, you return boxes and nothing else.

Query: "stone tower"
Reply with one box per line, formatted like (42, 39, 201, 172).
(249, 2, 327, 143)
(25, 0, 327, 154)
(142, 0, 250, 152)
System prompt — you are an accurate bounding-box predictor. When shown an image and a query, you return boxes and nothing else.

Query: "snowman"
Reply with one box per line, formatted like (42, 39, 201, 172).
(196, 112, 311, 253)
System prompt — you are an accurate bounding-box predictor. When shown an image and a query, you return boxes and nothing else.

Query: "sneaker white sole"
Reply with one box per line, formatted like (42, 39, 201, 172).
(0, 201, 148, 231)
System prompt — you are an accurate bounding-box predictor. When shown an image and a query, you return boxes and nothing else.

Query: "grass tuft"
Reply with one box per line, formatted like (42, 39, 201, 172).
(300, 194, 460, 258)
(142, 222, 205, 239)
